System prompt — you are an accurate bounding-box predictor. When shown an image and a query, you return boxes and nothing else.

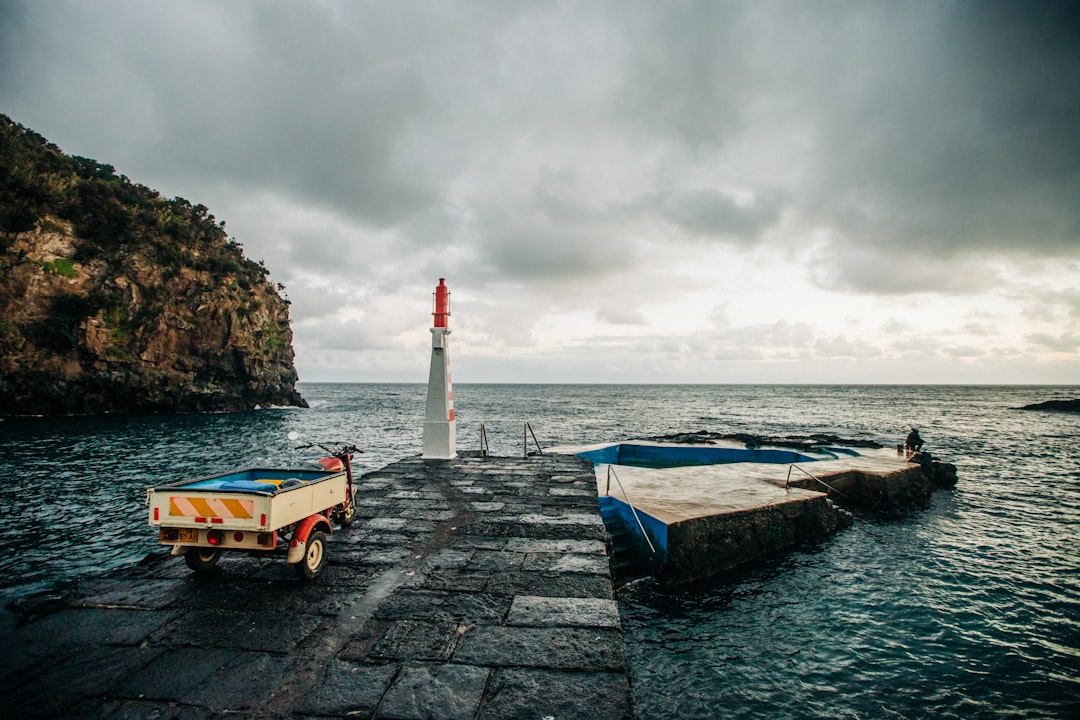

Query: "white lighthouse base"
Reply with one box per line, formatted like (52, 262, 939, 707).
(423, 421, 456, 460)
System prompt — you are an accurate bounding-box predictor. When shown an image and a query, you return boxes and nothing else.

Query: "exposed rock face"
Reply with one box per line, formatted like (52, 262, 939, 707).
(1, 219, 307, 415)
(0, 115, 306, 415)
(1018, 398, 1080, 412)
(908, 451, 959, 490)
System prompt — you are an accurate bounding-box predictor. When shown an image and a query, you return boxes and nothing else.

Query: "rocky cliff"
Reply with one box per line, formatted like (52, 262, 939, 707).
(0, 115, 306, 415)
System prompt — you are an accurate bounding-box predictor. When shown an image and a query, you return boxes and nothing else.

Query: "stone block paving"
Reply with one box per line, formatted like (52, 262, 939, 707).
(1, 454, 636, 719)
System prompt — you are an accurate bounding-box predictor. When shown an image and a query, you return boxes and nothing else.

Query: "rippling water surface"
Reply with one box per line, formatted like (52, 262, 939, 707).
(2, 384, 1078, 717)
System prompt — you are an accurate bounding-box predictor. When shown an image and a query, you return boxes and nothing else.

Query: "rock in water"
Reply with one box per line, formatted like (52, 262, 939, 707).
(930, 460, 958, 488)
(1018, 399, 1080, 413)
(0, 114, 307, 415)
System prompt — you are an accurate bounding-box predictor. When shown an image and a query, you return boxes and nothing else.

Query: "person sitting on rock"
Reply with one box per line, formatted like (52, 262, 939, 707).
(905, 428, 924, 452)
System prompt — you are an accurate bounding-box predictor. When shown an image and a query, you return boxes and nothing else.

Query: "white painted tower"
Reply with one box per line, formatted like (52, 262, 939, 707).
(422, 278, 456, 459)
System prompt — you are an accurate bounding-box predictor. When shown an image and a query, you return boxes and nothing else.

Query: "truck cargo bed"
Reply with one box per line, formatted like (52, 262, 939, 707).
(148, 467, 348, 534)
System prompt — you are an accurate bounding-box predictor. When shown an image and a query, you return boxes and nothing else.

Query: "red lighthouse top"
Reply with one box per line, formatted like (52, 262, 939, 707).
(433, 278, 450, 328)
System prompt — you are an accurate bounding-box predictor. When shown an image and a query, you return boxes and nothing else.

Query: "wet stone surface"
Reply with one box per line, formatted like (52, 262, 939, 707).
(480, 668, 636, 720)
(508, 595, 622, 628)
(1, 453, 634, 719)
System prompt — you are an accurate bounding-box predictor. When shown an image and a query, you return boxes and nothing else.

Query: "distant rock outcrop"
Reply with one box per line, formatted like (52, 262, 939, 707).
(647, 429, 884, 451)
(1018, 399, 1080, 413)
(0, 115, 306, 415)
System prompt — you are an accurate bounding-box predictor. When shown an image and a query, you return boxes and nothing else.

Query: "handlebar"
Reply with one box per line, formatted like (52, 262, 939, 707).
(293, 442, 364, 456)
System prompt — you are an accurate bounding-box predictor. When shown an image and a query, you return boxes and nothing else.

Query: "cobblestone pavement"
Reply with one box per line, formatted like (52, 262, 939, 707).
(1, 453, 636, 720)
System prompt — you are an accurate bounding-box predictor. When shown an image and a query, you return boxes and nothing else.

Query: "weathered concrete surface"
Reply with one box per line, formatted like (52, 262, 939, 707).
(580, 444, 946, 520)
(788, 461, 928, 514)
(555, 443, 947, 585)
(1, 454, 635, 720)
(662, 494, 847, 586)
(786, 452, 958, 515)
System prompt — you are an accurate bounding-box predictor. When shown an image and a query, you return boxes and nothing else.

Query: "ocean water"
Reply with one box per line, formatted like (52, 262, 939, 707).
(1, 383, 1078, 717)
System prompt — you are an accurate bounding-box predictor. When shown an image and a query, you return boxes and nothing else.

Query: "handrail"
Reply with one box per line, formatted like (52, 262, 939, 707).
(786, 463, 852, 500)
(479, 422, 489, 457)
(785, 463, 819, 488)
(605, 465, 656, 556)
(523, 422, 544, 457)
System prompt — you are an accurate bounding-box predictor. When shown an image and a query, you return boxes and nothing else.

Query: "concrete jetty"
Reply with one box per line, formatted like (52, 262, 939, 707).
(1, 453, 635, 720)
(550, 440, 936, 586)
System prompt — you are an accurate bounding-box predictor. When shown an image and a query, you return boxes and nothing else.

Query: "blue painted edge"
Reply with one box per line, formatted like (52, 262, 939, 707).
(599, 494, 668, 565)
(576, 442, 844, 467)
(157, 467, 339, 491)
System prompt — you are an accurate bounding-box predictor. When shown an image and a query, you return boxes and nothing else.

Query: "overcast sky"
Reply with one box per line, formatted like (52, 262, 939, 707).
(2, 0, 1079, 384)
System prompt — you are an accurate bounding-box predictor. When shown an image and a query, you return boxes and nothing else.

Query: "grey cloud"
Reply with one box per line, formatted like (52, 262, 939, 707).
(469, 179, 641, 286)
(2, 0, 440, 225)
(809, 246, 1001, 295)
(881, 318, 914, 334)
(796, 2, 1080, 273)
(612, 1, 750, 148)
(813, 335, 881, 359)
(1023, 287, 1080, 323)
(596, 305, 645, 326)
(710, 343, 766, 363)
(1025, 332, 1080, 352)
(942, 345, 987, 359)
(729, 320, 815, 349)
(960, 321, 998, 337)
(659, 189, 782, 243)
(4, 0, 1079, 313)
(297, 317, 397, 352)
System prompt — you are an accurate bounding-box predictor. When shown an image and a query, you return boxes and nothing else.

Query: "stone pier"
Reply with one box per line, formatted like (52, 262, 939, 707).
(1, 454, 635, 720)
(549, 441, 947, 587)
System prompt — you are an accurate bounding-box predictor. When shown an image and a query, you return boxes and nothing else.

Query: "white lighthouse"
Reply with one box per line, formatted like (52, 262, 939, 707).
(422, 278, 456, 459)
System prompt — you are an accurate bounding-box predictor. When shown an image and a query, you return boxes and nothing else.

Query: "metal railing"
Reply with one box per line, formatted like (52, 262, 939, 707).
(785, 463, 820, 489)
(474, 421, 543, 457)
(605, 465, 656, 556)
(524, 422, 543, 457)
(786, 463, 852, 501)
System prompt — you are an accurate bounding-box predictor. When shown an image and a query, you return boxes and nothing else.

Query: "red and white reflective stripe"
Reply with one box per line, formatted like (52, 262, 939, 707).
(169, 496, 254, 519)
(447, 372, 455, 421)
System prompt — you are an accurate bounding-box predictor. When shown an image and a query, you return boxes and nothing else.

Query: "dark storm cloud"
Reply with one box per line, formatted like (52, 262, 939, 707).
(0, 0, 443, 225)
(795, 1, 1080, 267)
(2, 0, 1078, 302)
(611, 0, 750, 147)
(600, 1, 1080, 291)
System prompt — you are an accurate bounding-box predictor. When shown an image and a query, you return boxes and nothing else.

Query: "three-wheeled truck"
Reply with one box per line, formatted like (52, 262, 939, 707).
(146, 439, 359, 580)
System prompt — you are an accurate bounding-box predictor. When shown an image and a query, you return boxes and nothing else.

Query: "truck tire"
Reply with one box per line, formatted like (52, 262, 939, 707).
(184, 547, 221, 572)
(294, 531, 328, 580)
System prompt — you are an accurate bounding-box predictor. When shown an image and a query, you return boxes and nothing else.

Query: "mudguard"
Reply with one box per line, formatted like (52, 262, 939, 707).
(286, 514, 332, 563)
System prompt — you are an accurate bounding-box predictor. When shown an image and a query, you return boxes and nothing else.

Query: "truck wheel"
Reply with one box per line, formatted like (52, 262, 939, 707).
(294, 531, 327, 580)
(184, 547, 221, 572)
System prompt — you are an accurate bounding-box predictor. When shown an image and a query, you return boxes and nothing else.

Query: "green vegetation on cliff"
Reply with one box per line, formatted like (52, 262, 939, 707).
(0, 114, 307, 414)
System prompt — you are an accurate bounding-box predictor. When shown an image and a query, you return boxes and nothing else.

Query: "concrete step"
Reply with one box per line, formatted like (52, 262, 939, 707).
(602, 513, 654, 584)
(612, 556, 653, 579)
